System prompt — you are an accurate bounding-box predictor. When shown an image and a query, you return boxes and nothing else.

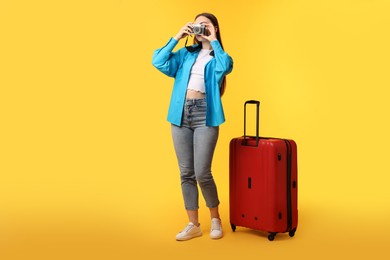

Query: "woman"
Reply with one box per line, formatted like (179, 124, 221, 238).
(152, 12, 233, 241)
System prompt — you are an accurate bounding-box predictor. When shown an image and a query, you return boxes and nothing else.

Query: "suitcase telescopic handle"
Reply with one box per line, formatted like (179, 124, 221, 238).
(244, 100, 260, 146)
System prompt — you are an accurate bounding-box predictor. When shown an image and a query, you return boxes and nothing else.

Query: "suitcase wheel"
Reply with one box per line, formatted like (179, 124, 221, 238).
(268, 232, 277, 241)
(289, 228, 296, 237)
(231, 224, 236, 232)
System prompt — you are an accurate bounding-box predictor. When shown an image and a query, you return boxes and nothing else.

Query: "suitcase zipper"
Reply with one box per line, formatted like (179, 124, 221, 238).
(284, 139, 293, 232)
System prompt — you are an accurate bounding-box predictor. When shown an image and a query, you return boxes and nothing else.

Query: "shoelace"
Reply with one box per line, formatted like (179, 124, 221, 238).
(183, 224, 195, 233)
(211, 220, 221, 231)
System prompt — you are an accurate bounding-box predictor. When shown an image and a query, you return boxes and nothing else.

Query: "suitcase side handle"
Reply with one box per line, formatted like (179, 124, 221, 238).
(244, 100, 260, 146)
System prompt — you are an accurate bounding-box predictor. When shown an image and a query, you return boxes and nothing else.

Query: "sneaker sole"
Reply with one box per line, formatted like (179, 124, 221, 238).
(210, 233, 223, 239)
(176, 231, 203, 241)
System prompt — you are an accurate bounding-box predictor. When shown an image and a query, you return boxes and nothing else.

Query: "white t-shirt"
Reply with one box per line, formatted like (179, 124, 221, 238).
(187, 49, 213, 93)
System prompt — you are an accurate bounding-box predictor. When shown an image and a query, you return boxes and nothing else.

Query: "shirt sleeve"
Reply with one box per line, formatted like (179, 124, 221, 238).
(210, 40, 233, 77)
(152, 38, 182, 78)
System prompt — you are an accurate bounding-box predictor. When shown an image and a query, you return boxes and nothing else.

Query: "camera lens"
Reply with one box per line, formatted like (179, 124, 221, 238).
(193, 25, 201, 34)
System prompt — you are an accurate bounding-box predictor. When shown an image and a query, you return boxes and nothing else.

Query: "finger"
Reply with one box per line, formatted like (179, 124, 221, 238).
(186, 25, 193, 31)
(207, 25, 215, 33)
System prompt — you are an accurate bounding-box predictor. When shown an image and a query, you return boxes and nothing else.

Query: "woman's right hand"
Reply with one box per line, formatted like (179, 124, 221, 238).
(174, 22, 193, 41)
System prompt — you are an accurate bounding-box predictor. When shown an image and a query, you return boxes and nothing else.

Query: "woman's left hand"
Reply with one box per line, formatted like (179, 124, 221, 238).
(199, 23, 217, 42)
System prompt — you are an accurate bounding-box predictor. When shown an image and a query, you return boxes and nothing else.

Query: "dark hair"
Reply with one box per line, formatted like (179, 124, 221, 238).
(194, 13, 227, 96)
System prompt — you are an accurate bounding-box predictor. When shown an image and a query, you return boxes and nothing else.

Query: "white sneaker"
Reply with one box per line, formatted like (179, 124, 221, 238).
(176, 222, 202, 241)
(210, 218, 223, 239)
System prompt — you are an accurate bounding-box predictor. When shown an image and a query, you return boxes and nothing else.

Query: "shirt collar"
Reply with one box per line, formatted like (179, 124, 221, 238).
(186, 44, 214, 56)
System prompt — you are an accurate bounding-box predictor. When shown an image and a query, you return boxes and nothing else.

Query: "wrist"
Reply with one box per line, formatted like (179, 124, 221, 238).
(208, 35, 217, 42)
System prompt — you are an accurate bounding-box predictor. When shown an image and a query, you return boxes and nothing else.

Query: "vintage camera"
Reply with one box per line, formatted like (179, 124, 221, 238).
(192, 24, 207, 35)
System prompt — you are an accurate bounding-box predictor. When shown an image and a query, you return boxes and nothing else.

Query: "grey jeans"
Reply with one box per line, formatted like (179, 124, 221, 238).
(171, 98, 220, 210)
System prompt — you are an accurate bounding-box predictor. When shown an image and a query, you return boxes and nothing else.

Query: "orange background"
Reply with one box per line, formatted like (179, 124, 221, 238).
(1, 0, 390, 259)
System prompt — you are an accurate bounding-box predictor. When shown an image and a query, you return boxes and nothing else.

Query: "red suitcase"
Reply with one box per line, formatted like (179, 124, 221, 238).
(229, 100, 298, 241)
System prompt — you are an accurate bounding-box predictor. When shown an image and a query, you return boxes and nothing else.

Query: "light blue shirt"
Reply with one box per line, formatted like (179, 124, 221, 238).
(152, 38, 233, 126)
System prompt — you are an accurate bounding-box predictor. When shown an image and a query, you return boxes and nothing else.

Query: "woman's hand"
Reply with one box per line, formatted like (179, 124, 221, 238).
(174, 22, 193, 41)
(199, 22, 217, 42)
